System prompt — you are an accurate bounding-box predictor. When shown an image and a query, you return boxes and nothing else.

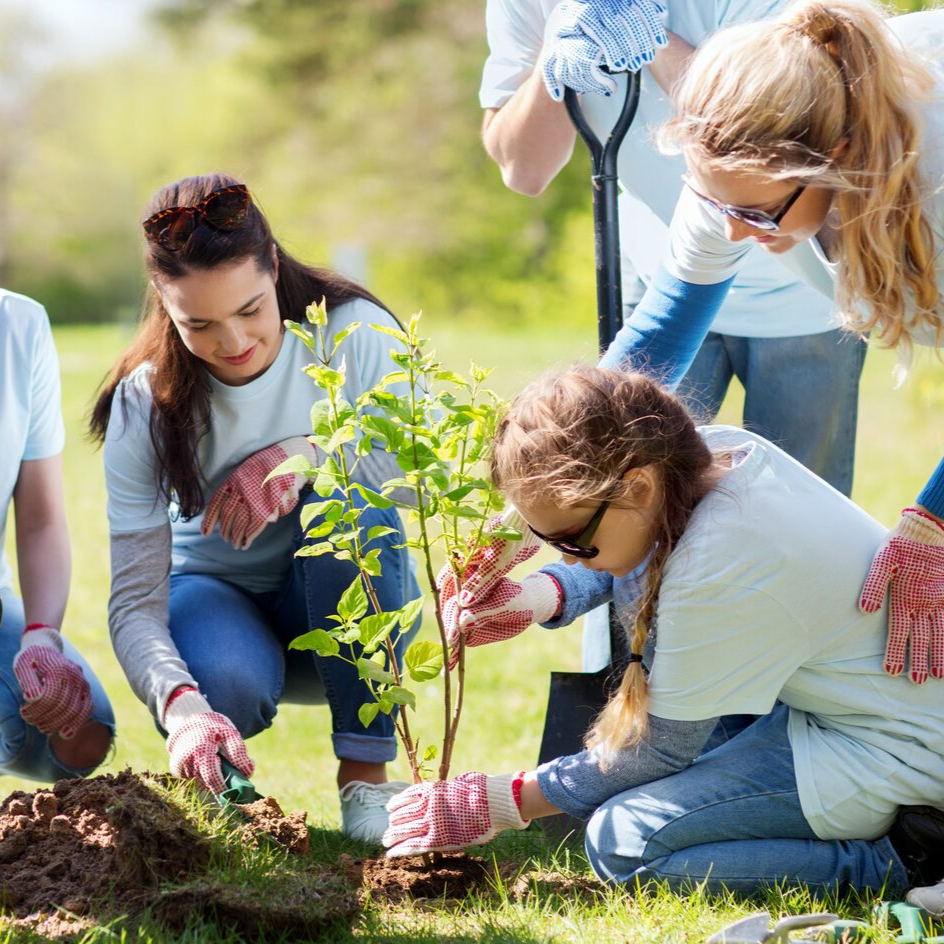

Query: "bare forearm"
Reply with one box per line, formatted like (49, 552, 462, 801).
(16, 520, 70, 628)
(482, 68, 576, 197)
(647, 30, 695, 99)
(520, 770, 562, 820)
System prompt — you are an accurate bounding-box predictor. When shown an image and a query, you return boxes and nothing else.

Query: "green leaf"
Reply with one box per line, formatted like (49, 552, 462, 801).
(367, 525, 397, 542)
(299, 498, 344, 530)
(304, 520, 335, 540)
(331, 321, 361, 350)
(488, 525, 523, 541)
(289, 628, 339, 656)
(404, 640, 443, 682)
(361, 547, 383, 577)
(305, 300, 328, 326)
(356, 657, 395, 685)
(338, 576, 368, 623)
(361, 415, 404, 450)
(325, 425, 356, 453)
(305, 364, 345, 389)
(294, 541, 337, 558)
(442, 484, 476, 502)
(377, 693, 394, 714)
(352, 483, 394, 509)
(398, 597, 425, 630)
(384, 686, 416, 709)
(358, 702, 380, 729)
(310, 399, 334, 438)
(285, 320, 318, 352)
(336, 626, 361, 644)
(264, 454, 316, 482)
(423, 744, 438, 761)
(357, 612, 400, 654)
(355, 435, 374, 456)
(370, 323, 410, 345)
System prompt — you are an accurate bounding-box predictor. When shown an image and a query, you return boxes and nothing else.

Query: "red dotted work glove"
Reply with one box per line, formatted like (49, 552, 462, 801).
(860, 507, 944, 684)
(201, 437, 317, 551)
(439, 508, 562, 670)
(383, 771, 528, 857)
(13, 625, 93, 739)
(163, 688, 254, 795)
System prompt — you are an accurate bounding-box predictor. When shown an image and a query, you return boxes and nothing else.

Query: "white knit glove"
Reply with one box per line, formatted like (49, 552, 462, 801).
(163, 688, 254, 795)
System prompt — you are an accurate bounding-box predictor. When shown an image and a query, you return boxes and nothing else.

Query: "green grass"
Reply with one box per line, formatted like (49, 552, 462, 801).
(5, 319, 944, 941)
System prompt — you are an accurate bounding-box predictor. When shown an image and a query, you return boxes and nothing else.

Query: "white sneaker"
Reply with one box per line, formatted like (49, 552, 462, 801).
(339, 780, 410, 843)
(907, 881, 944, 915)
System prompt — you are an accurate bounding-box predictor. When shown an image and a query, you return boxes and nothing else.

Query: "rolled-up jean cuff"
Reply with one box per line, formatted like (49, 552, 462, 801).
(333, 731, 398, 763)
(45, 714, 117, 780)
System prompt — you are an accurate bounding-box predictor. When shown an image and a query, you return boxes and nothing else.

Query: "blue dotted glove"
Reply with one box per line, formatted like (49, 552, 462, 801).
(540, 0, 669, 101)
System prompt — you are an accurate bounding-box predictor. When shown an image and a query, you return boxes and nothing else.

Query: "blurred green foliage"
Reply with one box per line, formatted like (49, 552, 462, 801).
(0, 0, 931, 327)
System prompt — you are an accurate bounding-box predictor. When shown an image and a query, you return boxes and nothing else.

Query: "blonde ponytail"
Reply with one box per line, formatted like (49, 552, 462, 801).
(661, 0, 939, 350)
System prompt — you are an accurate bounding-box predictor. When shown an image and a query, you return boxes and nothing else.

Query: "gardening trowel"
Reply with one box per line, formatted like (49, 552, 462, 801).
(217, 757, 263, 814)
(537, 70, 640, 832)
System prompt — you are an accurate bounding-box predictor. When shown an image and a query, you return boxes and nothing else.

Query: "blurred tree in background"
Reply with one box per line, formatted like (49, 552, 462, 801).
(1, 0, 929, 328)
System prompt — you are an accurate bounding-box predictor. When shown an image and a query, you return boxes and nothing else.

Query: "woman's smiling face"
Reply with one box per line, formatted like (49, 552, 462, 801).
(157, 256, 283, 386)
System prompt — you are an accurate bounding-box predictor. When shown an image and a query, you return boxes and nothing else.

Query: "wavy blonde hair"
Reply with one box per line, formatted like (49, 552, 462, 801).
(660, 0, 939, 351)
(490, 366, 717, 755)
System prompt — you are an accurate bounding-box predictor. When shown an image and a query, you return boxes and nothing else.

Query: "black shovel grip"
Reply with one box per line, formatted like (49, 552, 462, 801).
(564, 72, 641, 353)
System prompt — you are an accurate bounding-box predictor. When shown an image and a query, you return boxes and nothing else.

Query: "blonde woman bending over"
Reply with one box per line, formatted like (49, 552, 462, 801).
(583, 0, 944, 685)
(382, 367, 944, 894)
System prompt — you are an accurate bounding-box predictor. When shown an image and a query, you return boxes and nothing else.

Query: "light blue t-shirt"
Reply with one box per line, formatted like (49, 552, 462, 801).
(479, 0, 838, 337)
(104, 298, 403, 594)
(648, 427, 944, 840)
(0, 291, 65, 594)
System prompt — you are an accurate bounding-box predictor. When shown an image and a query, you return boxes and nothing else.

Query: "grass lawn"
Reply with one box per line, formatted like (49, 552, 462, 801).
(4, 317, 944, 941)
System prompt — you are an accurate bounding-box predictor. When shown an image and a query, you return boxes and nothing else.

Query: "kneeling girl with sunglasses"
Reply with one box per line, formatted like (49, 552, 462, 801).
(90, 173, 420, 841)
(384, 365, 944, 894)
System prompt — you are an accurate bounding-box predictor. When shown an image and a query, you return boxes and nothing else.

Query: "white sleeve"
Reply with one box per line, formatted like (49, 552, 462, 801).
(480, 0, 544, 109)
(103, 375, 169, 533)
(663, 185, 755, 285)
(647, 578, 811, 721)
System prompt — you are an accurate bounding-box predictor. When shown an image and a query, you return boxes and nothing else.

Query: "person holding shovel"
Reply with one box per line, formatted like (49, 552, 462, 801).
(594, 0, 944, 685)
(0, 290, 114, 781)
(481, 0, 865, 499)
(90, 173, 419, 842)
(383, 364, 944, 895)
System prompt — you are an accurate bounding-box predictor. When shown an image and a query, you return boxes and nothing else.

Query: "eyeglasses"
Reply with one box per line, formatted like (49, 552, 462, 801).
(142, 184, 251, 251)
(528, 500, 611, 560)
(683, 175, 806, 232)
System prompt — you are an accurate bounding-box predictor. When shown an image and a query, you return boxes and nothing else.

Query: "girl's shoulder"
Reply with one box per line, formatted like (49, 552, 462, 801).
(106, 363, 156, 439)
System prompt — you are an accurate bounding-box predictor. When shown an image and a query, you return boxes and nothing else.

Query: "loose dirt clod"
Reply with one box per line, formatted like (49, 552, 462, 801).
(238, 795, 309, 854)
(0, 770, 356, 940)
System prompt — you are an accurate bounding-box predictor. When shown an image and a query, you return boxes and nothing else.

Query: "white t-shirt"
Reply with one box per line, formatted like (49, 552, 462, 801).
(656, 10, 944, 346)
(648, 426, 944, 840)
(104, 298, 401, 594)
(0, 291, 65, 594)
(480, 0, 839, 338)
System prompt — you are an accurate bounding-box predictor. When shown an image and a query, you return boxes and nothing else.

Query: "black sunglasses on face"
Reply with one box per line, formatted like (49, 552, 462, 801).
(142, 184, 251, 251)
(528, 499, 611, 560)
(683, 175, 806, 232)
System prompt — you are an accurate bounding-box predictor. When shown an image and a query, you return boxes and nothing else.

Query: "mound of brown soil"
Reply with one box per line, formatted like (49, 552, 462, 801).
(0, 770, 356, 940)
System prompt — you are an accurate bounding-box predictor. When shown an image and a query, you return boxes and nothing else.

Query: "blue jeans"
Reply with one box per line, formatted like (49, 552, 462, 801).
(0, 589, 115, 782)
(167, 490, 421, 763)
(584, 705, 908, 895)
(678, 329, 866, 497)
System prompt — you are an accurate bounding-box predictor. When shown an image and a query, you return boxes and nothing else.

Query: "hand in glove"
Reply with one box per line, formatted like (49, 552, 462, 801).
(439, 509, 561, 669)
(383, 771, 528, 856)
(13, 625, 93, 739)
(540, 0, 668, 101)
(860, 507, 944, 684)
(163, 687, 254, 795)
(201, 437, 316, 550)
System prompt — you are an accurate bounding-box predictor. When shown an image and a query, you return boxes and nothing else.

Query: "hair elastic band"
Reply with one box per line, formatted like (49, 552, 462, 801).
(628, 653, 644, 664)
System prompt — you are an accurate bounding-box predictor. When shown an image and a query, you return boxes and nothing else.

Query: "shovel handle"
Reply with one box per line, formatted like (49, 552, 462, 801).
(219, 757, 262, 805)
(564, 71, 641, 353)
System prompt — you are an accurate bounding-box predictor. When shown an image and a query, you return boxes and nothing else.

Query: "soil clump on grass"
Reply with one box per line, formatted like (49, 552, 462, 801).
(341, 853, 605, 906)
(0, 769, 356, 940)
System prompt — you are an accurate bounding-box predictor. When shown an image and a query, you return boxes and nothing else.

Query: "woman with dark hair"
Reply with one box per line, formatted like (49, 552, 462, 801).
(90, 173, 419, 841)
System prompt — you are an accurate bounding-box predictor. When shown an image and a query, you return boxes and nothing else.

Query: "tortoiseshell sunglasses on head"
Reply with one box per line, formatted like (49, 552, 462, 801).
(142, 184, 251, 251)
